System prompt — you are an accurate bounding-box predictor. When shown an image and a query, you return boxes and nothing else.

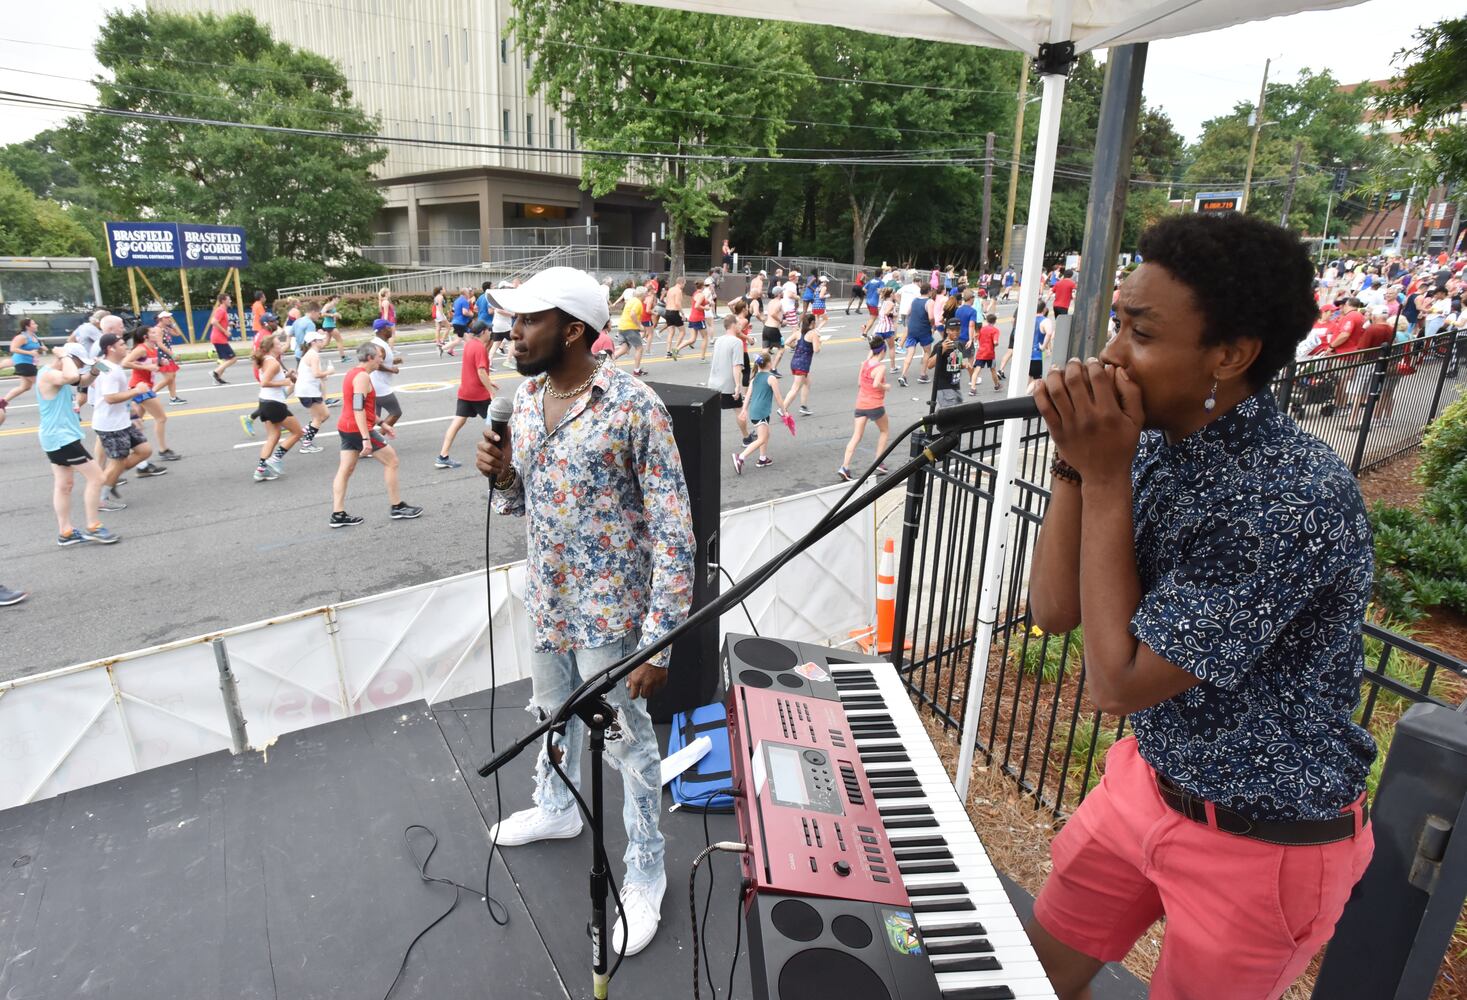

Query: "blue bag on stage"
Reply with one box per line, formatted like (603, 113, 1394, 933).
(666, 702, 736, 812)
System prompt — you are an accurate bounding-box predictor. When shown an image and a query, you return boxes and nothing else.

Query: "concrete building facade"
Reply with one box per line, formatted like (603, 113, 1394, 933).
(151, 0, 668, 267)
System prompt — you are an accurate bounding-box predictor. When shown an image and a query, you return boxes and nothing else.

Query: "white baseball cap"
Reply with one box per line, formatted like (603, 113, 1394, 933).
(59, 343, 97, 365)
(306, 329, 328, 343)
(487, 266, 610, 332)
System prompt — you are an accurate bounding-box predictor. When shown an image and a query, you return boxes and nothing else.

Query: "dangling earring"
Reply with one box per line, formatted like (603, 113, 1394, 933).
(1203, 379, 1218, 412)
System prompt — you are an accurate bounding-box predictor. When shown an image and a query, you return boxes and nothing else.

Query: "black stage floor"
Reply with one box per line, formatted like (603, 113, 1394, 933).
(0, 680, 1145, 999)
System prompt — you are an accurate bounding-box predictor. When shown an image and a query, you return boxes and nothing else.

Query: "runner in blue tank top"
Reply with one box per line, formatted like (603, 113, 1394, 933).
(36, 345, 118, 545)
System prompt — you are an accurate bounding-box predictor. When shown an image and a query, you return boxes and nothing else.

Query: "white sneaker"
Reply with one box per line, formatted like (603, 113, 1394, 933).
(612, 873, 665, 957)
(489, 805, 583, 847)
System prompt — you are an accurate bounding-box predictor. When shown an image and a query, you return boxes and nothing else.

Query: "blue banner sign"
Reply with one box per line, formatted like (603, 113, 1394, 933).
(104, 222, 180, 267)
(104, 222, 250, 269)
(179, 223, 249, 268)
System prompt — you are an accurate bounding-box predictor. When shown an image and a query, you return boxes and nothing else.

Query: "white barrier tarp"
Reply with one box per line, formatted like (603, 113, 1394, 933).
(0, 484, 874, 811)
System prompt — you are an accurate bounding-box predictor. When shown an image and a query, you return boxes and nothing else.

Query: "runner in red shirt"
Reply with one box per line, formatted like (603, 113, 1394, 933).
(1051, 269, 1077, 315)
(1332, 300, 1370, 354)
(435, 323, 495, 468)
(971, 314, 1003, 393)
(330, 342, 421, 527)
(209, 293, 238, 384)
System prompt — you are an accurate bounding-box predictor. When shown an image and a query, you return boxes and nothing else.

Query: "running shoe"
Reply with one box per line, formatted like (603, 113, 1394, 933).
(212, 371, 225, 385)
(969, 387, 978, 396)
(632, 368, 647, 377)
(798, 405, 813, 416)
(80, 524, 120, 544)
(253, 466, 279, 482)
(876, 463, 891, 476)
(917, 375, 930, 384)
(897, 376, 908, 388)
(99, 491, 126, 512)
(837, 467, 852, 482)
(57, 529, 89, 547)
(298, 443, 323, 454)
(115, 477, 128, 487)
(329, 511, 364, 528)
(324, 398, 340, 407)
(240, 414, 256, 437)
(742, 432, 757, 446)
(390, 501, 424, 520)
(756, 456, 774, 468)
(136, 464, 168, 478)
(731, 453, 744, 475)
(160, 449, 182, 462)
(437, 343, 445, 356)
(0, 586, 27, 607)
(168, 396, 188, 406)
(434, 455, 463, 469)
(500, 359, 517, 371)
(265, 456, 285, 476)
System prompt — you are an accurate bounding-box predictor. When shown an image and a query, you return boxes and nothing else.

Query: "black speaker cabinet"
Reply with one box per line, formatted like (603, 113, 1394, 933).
(745, 893, 942, 1000)
(644, 382, 721, 723)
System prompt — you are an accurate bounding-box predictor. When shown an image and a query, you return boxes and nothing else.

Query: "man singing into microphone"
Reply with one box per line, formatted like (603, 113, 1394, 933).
(476, 266, 695, 957)
(1024, 213, 1376, 1000)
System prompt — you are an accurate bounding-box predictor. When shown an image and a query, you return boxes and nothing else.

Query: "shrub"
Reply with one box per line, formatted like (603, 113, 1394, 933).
(268, 292, 434, 328)
(1370, 396, 1467, 620)
(1010, 623, 1083, 683)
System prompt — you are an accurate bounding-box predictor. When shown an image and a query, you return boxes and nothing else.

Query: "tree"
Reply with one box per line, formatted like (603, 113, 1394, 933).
(510, 1, 808, 279)
(60, 10, 386, 272)
(1375, 16, 1467, 189)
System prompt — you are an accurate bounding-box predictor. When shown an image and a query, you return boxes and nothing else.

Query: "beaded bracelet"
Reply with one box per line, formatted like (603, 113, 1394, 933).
(1050, 455, 1082, 485)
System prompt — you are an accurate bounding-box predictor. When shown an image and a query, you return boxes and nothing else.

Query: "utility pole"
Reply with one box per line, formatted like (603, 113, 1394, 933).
(1279, 140, 1303, 227)
(1000, 57, 1031, 269)
(1396, 183, 1416, 255)
(979, 132, 995, 271)
(1240, 57, 1270, 214)
(1319, 191, 1334, 263)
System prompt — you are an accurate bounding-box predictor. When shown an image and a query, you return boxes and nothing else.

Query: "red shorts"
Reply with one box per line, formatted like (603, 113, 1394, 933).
(868, 305, 879, 315)
(1033, 737, 1372, 1000)
(811, 307, 825, 316)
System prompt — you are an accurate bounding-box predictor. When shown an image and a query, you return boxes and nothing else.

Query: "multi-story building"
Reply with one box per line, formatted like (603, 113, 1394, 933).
(151, 0, 679, 268)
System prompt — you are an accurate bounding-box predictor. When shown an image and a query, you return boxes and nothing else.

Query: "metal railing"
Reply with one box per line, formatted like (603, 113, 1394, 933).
(1275, 330, 1462, 474)
(889, 370, 1467, 822)
(280, 246, 660, 299)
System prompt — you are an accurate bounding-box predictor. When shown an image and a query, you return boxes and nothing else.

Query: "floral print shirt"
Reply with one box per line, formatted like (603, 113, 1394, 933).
(494, 364, 694, 666)
(1128, 390, 1377, 822)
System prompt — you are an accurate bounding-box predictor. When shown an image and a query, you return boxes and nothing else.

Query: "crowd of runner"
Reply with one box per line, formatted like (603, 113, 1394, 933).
(0, 246, 1460, 593)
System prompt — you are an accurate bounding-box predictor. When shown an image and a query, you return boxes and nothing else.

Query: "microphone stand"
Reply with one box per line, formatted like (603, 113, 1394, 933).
(477, 426, 967, 998)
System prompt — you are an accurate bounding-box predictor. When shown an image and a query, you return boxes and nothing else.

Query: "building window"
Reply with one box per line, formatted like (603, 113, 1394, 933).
(446, 111, 453, 139)
(425, 40, 432, 76)
(570, 127, 576, 149)
(502, 110, 510, 144)
(443, 33, 450, 66)
(462, 29, 469, 64)
(464, 106, 470, 142)
(548, 118, 557, 149)
(500, 38, 507, 63)
(410, 45, 416, 81)
(525, 114, 534, 146)
(431, 113, 437, 140)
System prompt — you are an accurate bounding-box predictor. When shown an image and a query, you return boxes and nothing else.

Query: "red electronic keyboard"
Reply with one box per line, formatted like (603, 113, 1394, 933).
(723, 634, 1057, 1000)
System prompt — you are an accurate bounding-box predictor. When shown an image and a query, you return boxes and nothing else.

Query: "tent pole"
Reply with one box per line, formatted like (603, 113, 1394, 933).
(1073, 42, 1148, 359)
(955, 51, 1072, 801)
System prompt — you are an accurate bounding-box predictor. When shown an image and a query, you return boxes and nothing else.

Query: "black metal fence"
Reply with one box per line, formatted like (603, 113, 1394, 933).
(1275, 330, 1462, 474)
(890, 343, 1467, 820)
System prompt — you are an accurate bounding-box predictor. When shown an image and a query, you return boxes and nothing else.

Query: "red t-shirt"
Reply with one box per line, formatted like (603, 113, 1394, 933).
(459, 336, 492, 401)
(1051, 277, 1077, 309)
(209, 306, 230, 344)
(976, 324, 1000, 361)
(1360, 323, 1394, 351)
(1336, 311, 1369, 353)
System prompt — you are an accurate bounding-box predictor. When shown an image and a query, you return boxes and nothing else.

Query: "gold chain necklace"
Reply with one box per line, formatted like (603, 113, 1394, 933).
(542, 364, 602, 400)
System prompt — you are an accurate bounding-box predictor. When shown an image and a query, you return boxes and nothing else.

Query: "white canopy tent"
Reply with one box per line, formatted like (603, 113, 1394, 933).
(620, 0, 1366, 797)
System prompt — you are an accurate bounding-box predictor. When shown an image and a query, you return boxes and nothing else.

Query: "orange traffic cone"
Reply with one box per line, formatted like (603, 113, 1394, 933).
(851, 538, 911, 655)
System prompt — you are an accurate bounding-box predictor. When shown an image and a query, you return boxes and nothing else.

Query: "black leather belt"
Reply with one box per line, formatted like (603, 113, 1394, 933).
(1155, 774, 1367, 846)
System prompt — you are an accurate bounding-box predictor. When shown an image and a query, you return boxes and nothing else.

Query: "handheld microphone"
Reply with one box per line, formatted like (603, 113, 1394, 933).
(488, 394, 514, 451)
(922, 394, 1040, 432)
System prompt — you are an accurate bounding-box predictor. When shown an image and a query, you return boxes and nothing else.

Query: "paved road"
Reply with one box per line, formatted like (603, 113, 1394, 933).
(1, 308, 1010, 681)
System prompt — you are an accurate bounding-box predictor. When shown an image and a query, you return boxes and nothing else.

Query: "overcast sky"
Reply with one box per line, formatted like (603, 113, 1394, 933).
(0, 0, 1457, 148)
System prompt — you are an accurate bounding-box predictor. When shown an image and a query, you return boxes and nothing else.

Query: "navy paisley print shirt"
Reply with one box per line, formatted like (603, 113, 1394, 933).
(1128, 390, 1377, 822)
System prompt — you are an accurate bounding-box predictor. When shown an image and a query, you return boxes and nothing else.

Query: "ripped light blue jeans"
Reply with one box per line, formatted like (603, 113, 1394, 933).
(528, 631, 665, 887)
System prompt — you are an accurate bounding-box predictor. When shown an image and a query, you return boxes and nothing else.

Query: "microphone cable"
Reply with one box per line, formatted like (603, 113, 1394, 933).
(380, 454, 512, 1000)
